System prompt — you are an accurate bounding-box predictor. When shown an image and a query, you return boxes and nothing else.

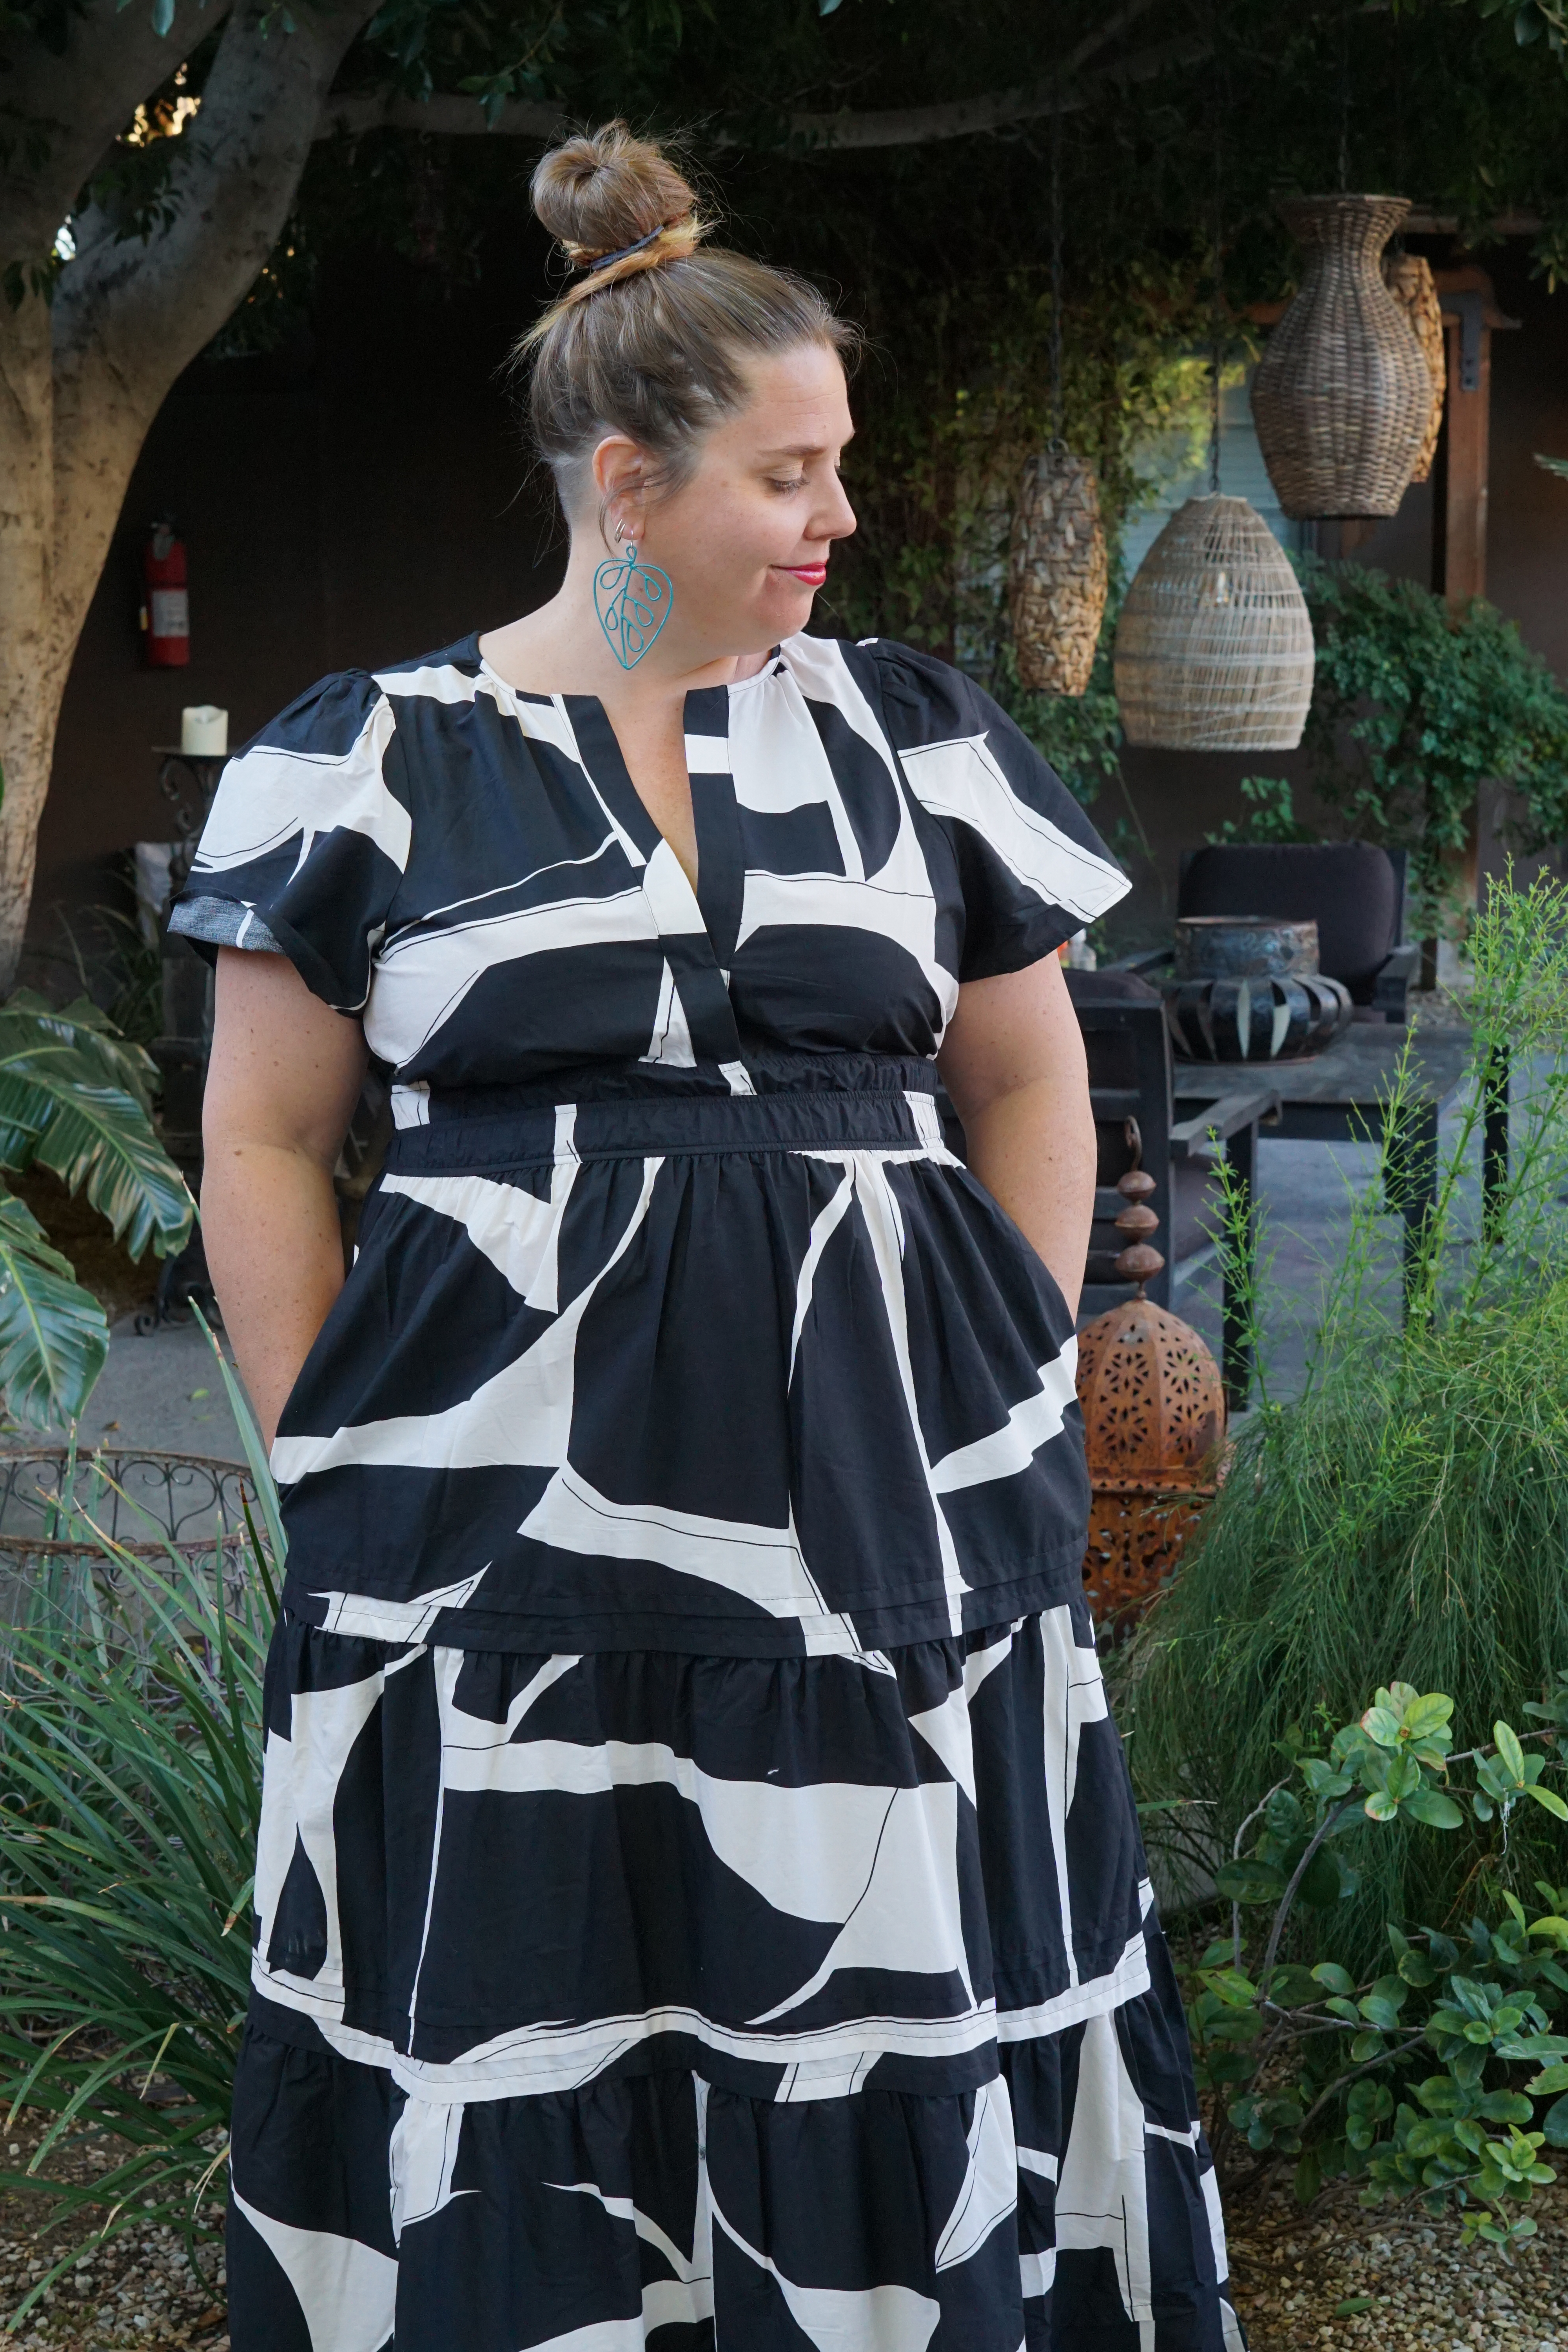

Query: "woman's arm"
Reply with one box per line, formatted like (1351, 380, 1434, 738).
(937, 953, 1095, 1318)
(201, 948, 369, 1448)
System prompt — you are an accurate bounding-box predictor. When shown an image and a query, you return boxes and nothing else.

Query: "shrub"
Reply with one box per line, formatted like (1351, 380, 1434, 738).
(1122, 873, 1568, 1970)
(0, 1334, 276, 2329)
(1183, 1678, 1568, 2243)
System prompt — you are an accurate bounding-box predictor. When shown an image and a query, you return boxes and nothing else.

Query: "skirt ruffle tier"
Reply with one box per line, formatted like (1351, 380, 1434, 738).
(228, 1601, 1244, 2350)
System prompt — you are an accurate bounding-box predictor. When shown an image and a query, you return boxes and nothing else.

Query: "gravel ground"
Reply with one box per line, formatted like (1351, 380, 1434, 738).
(1229, 2177, 1568, 2351)
(0, 2114, 226, 2348)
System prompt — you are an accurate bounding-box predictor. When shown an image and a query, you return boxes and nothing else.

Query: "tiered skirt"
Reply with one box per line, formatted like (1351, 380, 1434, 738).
(228, 1604, 1244, 2350)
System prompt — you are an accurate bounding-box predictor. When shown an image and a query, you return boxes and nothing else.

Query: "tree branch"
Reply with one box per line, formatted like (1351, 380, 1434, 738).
(318, 5, 1209, 153)
(0, 0, 234, 259)
(48, 0, 380, 634)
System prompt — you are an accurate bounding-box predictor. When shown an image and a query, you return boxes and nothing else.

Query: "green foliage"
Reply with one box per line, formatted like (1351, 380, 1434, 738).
(0, 993, 192, 1428)
(0, 994, 190, 1264)
(1206, 775, 1317, 846)
(1122, 874, 1568, 1975)
(42, 902, 165, 1056)
(1296, 559, 1568, 937)
(0, 1198, 114, 1430)
(1183, 1677, 1568, 2248)
(0, 1332, 275, 2331)
(0, 1527, 268, 2321)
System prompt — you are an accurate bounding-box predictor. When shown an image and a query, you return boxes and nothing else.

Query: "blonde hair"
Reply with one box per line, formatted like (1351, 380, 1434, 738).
(515, 122, 860, 514)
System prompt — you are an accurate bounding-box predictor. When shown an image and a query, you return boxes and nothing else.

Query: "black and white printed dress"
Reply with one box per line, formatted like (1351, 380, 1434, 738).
(172, 628, 1244, 2352)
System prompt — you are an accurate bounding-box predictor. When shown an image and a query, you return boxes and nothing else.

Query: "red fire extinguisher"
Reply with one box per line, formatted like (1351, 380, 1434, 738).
(141, 522, 190, 667)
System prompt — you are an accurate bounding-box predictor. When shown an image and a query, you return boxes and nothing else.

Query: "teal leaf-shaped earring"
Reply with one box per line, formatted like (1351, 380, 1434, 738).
(593, 540, 674, 669)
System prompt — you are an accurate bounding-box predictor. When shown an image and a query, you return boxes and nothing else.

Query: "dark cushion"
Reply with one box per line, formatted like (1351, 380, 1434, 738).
(1063, 967, 1163, 1005)
(1177, 842, 1399, 1003)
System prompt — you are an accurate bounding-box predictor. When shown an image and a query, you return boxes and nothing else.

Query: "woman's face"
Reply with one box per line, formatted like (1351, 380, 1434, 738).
(593, 341, 858, 659)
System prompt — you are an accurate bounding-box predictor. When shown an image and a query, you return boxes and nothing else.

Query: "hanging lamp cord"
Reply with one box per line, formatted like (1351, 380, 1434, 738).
(1049, 66, 1065, 450)
(1209, 0, 1224, 496)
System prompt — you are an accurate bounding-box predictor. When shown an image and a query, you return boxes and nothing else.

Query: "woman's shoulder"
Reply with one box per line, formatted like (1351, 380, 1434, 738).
(244, 634, 485, 759)
(786, 632, 991, 751)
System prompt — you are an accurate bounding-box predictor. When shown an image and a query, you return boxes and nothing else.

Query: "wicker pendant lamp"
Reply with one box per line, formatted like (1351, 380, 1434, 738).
(1113, 494, 1315, 750)
(1251, 194, 1432, 518)
(1005, 105, 1108, 698)
(1383, 250, 1445, 485)
(1008, 450, 1109, 696)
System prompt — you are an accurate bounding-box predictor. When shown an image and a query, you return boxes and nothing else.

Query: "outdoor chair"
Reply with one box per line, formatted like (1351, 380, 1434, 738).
(1118, 841, 1417, 1021)
(1065, 968, 1277, 1410)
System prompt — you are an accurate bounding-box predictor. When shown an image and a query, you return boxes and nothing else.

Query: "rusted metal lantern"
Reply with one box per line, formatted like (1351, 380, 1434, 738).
(1077, 1162, 1227, 1630)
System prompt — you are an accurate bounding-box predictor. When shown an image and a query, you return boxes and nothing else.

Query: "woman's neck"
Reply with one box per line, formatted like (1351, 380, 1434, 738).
(479, 548, 772, 704)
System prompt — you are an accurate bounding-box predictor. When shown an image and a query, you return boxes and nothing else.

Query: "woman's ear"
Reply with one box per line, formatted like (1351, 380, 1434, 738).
(592, 434, 649, 544)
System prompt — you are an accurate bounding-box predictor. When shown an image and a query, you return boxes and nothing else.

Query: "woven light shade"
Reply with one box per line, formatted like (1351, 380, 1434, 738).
(1251, 194, 1431, 519)
(1383, 250, 1445, 485)
(1007, 449, 1109, 697)
(1113, 494, 1315, 751)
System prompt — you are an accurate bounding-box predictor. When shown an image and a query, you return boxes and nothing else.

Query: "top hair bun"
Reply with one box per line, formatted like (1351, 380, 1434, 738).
(531, 122, 698, 265)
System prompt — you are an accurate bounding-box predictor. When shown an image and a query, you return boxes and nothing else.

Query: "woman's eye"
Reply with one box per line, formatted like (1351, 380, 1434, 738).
(769, 476, 807, 494)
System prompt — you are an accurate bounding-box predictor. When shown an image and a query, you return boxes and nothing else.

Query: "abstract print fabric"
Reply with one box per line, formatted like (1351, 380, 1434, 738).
(172, 629, 1242, 2346)
(231, 1604, 1244, 2350)
(265, 1074, 1096, 1656)
(168, 628, 1131, 1092)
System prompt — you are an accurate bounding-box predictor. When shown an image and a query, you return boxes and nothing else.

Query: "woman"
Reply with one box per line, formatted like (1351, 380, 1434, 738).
(176, 122, 1243, 2352)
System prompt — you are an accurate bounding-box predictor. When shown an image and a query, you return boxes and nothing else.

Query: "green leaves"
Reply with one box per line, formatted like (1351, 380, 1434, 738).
(0, 993, 192, 1263)
(1180, 1671, 1568, 2244)
(1215, 1858, 1286, 1906)
(1403, 1786, 1466, 1829)
(1474, 1719, 1568, 1822)
(0, 991, 197, 1425)
(1298, 559, 1568, 926)
(0, 1490, 274, 2327)
(0, 1194, 108, 1428)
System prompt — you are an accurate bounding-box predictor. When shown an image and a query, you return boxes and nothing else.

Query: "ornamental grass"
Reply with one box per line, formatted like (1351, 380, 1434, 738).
(1121, 870, 1568, 1975)
(0, 1334, 277, 2330)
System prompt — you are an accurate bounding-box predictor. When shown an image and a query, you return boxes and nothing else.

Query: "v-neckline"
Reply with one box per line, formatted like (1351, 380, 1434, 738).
(474, 644, 747, 968)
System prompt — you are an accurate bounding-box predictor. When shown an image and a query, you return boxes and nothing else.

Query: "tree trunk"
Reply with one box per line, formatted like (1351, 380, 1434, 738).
(0, 0, 378, 989)
(0, 288, 66, 989)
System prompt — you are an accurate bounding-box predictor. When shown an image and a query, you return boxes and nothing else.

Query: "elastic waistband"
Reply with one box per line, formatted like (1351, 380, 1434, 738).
(385, 1075, 952, 1175)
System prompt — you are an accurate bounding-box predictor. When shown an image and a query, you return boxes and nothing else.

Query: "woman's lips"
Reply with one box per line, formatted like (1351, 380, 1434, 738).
(776, 563, 828, 586)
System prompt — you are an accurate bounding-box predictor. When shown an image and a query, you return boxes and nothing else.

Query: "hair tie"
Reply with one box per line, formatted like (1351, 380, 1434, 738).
(568, 221, 672, 274)
(523, 212, 706, 345)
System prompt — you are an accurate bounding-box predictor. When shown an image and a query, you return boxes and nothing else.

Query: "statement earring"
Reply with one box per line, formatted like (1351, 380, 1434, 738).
(593, 526, 674, 669)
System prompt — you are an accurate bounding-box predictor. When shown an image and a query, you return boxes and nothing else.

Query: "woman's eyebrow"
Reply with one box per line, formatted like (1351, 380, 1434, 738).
(755, 434, 856, 460)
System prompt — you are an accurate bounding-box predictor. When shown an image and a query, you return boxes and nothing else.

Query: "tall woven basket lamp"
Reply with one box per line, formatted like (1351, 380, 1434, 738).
(1250, 194, 1432, 518)
(1113, 494, 1315, 751)
(1008, 450, 1109, 697)
(1078, 1160, 1227, 1631)
(1383, 250, 1446, 486)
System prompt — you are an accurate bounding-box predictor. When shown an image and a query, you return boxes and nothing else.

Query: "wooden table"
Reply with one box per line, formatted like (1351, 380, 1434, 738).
(1173, 1023, 1505, 1403)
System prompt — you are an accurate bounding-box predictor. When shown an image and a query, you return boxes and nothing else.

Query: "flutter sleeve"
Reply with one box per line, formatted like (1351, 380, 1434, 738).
(167, 669, 410, 1012)
(870, 639, 1131, 980)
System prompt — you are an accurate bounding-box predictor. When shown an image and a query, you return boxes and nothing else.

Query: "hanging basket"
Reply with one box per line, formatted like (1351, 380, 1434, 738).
(1112, 494, 1315, 751)
(1382, 250, 1445, 486)
(1250, 193, 1432, 519)
(1007, 449, 1109, 697)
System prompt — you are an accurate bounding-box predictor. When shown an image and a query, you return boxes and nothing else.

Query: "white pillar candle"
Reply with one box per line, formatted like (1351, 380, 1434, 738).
(180, 704, 228, 755)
